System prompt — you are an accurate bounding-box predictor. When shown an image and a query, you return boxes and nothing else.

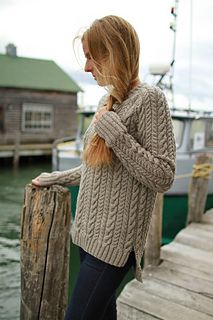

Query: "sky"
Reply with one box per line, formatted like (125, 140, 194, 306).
(0, 0, 213, 110)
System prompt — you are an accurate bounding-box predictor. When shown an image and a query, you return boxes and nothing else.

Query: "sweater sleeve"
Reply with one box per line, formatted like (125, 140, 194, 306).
(34, 165, 82, 187)
(95, 87, 176, 193)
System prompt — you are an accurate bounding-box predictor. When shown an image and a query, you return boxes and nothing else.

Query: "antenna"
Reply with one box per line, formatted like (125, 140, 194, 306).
(169, 0, 179, 109)
(146, 0, 179, 109)
(188, 0, 193, 110)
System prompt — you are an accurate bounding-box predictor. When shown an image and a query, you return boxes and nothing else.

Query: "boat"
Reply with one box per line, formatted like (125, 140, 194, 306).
(52, 105, 96, 172)
(163, 107, 213, 242)
(52, 105, 213, 242)
(52, 0, 213, 244)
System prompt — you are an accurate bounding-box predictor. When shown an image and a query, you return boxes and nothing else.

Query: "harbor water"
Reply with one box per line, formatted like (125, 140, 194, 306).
(0, 159, 51, 320)
(0, 158, 134, 319)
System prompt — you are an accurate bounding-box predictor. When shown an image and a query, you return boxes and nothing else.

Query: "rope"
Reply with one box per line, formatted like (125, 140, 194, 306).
(175, 163, 213, 180)
(192, 163, 213, 179)
(175, 173, 192, 180)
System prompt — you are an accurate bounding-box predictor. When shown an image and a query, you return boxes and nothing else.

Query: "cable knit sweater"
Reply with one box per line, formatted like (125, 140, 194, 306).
(37, 83, 176, 281)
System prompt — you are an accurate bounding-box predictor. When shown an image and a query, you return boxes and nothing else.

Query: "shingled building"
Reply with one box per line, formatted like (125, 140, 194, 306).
(0, 44, 82, 157)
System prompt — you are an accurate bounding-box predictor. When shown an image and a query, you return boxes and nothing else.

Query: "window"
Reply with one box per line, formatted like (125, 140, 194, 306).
(190, 119, 205, 150)
(0, 106, 4, 132)
(189, 119, 213, 150)
(22, 103, 53, 132)
(172, 118, 184, 148)
(206, 119, 213, 147)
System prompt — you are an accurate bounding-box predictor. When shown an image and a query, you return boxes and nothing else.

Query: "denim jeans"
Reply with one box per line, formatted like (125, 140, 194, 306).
(64, 247, 135, 320)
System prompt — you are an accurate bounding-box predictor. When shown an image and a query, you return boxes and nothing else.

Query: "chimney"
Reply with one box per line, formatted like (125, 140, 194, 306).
(6, 43, 17, 57)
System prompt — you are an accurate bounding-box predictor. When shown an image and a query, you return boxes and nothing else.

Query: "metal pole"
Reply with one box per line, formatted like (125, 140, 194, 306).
(171, 0, 179, 78)
(170, 0, 179, 109)
(188, 0, 193, 110)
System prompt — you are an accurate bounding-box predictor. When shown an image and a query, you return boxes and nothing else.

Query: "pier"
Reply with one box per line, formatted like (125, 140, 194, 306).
(0, 143, 52, 158)
(117, 209, 213, 320)
(0, 143, 52, 168)
(117, 154, 213, 320)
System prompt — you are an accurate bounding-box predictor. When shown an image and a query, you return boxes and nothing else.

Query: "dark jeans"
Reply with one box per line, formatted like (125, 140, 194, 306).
(64, 247, 135, 320)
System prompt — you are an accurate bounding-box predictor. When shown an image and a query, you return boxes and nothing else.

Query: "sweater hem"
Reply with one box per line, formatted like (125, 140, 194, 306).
(71, 228, 131, 267)
(71, 227, 143, 282)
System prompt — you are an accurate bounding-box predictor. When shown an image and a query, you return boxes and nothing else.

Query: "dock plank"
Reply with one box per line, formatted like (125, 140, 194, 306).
(202, 210, 213, 224)
(117, 302, 159, 320)
(161, 242, 213, 274)
(186, 222, 213, 233)
(144, 263, 213, 298)
(158, 260, 213, 283)
(179, 223, 213, 239)
(118, 281, 213, 320)
(117, 210, 213, 319)
(175, 229, 213, 251)
(120, 278, 213, 317)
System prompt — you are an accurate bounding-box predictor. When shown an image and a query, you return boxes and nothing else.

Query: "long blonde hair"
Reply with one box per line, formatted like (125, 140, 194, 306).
(83, 15, 140, 167)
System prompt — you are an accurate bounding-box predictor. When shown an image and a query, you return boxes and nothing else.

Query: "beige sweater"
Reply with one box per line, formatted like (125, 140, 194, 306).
(37, 83, 176, 281)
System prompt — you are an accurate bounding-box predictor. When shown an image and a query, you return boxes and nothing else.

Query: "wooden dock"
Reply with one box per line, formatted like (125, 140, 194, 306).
(117, 209, 213, 320)
(0, 143, 52, 157)
(0, 143, 52, 167)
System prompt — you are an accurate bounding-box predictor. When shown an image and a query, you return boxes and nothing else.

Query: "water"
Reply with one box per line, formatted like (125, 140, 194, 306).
(0, 159, 134, 319)
(0, 160, 51, 320)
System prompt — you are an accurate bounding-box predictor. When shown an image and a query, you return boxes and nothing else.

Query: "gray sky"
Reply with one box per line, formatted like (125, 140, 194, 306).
(0, 0, 213, 110)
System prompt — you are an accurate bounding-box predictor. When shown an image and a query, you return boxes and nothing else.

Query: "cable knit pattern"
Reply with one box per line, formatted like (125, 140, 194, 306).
(38, 83, 176, 281)
(37, 165, 82, 187)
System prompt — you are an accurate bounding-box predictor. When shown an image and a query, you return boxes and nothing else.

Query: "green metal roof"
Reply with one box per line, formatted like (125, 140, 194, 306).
(0, 54, 82, 93)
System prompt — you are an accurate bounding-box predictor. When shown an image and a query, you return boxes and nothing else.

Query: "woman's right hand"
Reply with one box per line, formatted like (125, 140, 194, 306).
(31, 172, 57, 187)
(31, 176, 41, 186)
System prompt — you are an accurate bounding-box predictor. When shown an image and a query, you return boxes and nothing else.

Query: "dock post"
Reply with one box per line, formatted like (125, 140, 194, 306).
(20, 184, 71, 320)
(144, 193, 164, 268)
(13, 133, 20, 169)
(187, 153, 212, 224)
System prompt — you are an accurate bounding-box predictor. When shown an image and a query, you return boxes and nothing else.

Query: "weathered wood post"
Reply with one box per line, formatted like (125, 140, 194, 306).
(20, 184, 71, 320)
(13, 132, 20, 169)
(144, 193, 164, 268)
(187, 153, 213, 224)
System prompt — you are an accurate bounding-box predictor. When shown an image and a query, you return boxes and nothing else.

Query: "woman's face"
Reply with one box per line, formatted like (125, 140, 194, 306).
(82, 39, 97, 81)
(82, 38, 108, 86)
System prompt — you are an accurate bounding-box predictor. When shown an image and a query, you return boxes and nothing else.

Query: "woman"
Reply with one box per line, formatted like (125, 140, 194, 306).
(32, 15, 176, 320)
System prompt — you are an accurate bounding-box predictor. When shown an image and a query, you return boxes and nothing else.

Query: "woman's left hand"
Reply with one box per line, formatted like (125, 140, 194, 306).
(93, 105, 108, 125)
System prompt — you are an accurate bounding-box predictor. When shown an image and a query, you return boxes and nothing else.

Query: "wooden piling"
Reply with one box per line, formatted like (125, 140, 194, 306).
(20, 184, 71, 320)
(13, 133, 20, 169)
(144, 193, 164, 268)
(187, 154, 212, 224)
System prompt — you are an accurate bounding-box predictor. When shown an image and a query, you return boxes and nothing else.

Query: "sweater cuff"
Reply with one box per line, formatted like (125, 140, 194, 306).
(36, 171, 62, 186)
(95, 111, 127, 146)
(36, 165, 82, 187)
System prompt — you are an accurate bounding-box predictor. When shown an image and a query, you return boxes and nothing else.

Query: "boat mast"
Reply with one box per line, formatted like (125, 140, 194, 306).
(188, 0, 193, 110)
(149, 0, 179, 108)
(169, 0, 179, 109)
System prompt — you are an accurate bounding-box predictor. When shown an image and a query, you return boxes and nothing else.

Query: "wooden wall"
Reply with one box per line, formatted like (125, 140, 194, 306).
(0, 88, 78, 144)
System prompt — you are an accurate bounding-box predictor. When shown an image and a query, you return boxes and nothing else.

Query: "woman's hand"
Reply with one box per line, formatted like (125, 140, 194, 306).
(93, 105, 108, 125)
(31, 172, 56, 187)
(32, 176, 41, 186)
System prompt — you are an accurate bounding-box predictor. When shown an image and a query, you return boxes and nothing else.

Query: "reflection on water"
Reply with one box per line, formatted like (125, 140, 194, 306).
(0, 160, 51, 319)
